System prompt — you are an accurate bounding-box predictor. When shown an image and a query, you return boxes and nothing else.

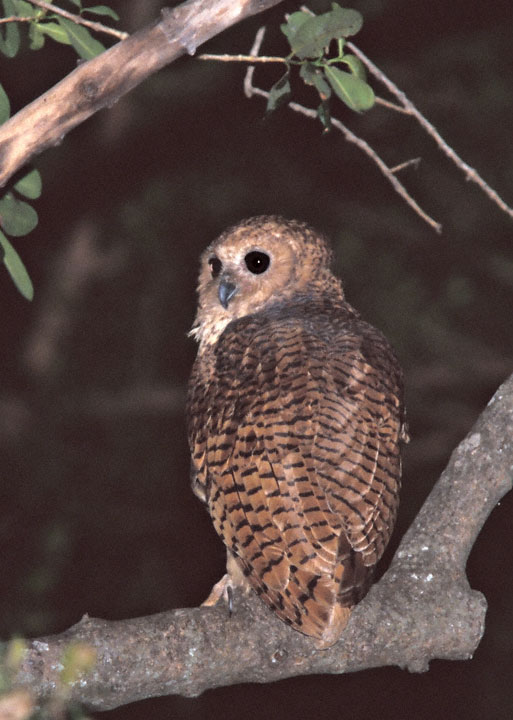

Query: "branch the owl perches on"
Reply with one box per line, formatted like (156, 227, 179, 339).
(7, 370, 511, 707)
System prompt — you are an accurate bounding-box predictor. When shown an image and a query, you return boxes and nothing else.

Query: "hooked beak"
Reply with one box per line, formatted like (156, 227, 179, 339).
(218, 278, 237, 309)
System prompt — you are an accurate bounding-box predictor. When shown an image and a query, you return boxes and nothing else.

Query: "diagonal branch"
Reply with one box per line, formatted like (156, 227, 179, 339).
(0, 16, 34, 25)
(0, 0, 285, 188)
(347, 41, 513, 221)
(6, 373, 512, 710)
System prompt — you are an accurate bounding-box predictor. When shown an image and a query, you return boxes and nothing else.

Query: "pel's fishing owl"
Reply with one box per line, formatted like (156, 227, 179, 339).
(187, 216, 406, 647)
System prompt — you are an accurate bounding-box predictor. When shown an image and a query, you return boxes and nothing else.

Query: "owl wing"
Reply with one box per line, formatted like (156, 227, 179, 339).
(188, 309, 404, 642)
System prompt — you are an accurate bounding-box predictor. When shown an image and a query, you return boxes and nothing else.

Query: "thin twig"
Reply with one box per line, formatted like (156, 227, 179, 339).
(244, 27, 442, 233)
(347, 41, 513, 221)
(0, 16, 33, 24)
(374, 96, 411, 114)
(199, 52, 286, 63)
(390, 157, 421, 174)
(244, 26, 266, 98)
(28, 0, 128, 41)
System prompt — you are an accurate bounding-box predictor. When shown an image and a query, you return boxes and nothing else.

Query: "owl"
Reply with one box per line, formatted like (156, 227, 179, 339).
(187, 216, 406, 647)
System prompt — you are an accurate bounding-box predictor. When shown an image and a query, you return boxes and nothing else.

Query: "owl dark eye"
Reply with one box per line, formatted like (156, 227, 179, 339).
(245, 251, 270, 275)
(208, 256, 222, 278)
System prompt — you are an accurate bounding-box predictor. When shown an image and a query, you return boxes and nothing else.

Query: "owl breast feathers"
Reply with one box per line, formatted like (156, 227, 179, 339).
(187, 216, 406, 647)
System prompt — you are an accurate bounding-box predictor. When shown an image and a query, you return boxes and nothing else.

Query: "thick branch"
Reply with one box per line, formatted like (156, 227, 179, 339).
(7, 373, 512, 710)
(0, 0, 284, 188)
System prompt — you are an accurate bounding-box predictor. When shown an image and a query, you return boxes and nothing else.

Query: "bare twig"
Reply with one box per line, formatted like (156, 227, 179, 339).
(199, 52, 286, 63)
(244, 28, 442, 233)
(28, 0, 128, 41)
(243, 25, 266, 97)
(390, 157, 421, 174)
(0, 15, 33, 24)
(374, 96, 411, 114)
(347, 41, 513, 221)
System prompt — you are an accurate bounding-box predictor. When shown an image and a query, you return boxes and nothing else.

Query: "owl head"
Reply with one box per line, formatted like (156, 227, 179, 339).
(190, 216, 343, 346)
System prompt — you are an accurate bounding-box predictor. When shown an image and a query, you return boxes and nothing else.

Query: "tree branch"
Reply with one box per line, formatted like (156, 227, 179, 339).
(0, 0, 284, 188)
(346, 41, 513, 222)
(199, 52, 287, 63)
(27, 0, 128, 40)
(242, 27, 443, 233)
(0, 16, 33, 25)
(7, 372, 512, 710)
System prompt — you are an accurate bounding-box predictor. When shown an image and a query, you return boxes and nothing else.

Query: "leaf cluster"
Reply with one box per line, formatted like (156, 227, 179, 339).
(0, 0, 118, 59)
(0, 0, 120, 299)
(267, 4, 375, 126)
(0, 105, 40, 301)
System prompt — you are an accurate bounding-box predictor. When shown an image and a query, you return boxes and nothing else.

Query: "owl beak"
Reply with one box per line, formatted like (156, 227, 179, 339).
(218, 278, 238, 309)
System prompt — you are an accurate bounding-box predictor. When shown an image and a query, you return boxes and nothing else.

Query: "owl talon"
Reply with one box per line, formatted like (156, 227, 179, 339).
(227, 584, 234, 616)
(201, 573, 233, 609)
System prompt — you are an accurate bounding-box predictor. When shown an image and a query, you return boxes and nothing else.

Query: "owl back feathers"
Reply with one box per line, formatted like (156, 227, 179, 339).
(188, 291, 405, 645)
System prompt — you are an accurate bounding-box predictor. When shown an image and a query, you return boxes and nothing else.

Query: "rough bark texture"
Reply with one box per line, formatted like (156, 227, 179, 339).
(7, 373, 512, 710)
(0, 0, 284, 188)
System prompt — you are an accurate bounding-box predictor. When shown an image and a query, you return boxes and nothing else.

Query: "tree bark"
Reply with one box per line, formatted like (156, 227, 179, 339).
(7, 372, 512, 710)
(0, 0, 284, 188)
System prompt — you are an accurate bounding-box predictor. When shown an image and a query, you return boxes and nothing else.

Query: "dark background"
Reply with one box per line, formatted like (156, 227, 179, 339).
(1, 0, 512, 717)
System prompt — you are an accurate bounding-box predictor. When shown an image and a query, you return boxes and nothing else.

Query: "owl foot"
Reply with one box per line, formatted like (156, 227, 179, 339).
(201, 574, 233, 609)
(202, 552, 252, 613)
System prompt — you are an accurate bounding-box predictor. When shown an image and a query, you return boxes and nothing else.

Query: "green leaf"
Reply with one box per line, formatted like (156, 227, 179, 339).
(300, 62, 331, 99)
(324, 64, 374, 112)
(68, 0, 82, 7)
(57, 16, 105, 59)
(14, 169, 42, 200)
(28, 21, 45, 49)
(266, 72, 291, 113)
(35, 22, 72, 44)
(299, 61, 316, 84)
(0, 230, 34, 300)
(13, 0, 38, 15)
(281, 5, 363, 60)
(280, 11, 310, 45)
(82, 5, 119, 21)
(0, 83, 10, 124)
(0, 0, 21, 57)
(317, 100, 332, 131)
(340, 53, 366, 80)
(0, 193, 39, 236)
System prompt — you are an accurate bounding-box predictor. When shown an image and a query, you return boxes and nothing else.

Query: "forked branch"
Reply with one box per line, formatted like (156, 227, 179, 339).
(5, 373, 512, 710)
(200, 21, 513, 231)
(346, 41, 513, 222)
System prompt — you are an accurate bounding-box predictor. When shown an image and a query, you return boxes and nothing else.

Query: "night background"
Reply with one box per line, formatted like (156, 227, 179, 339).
(1, 0, 512, 717)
